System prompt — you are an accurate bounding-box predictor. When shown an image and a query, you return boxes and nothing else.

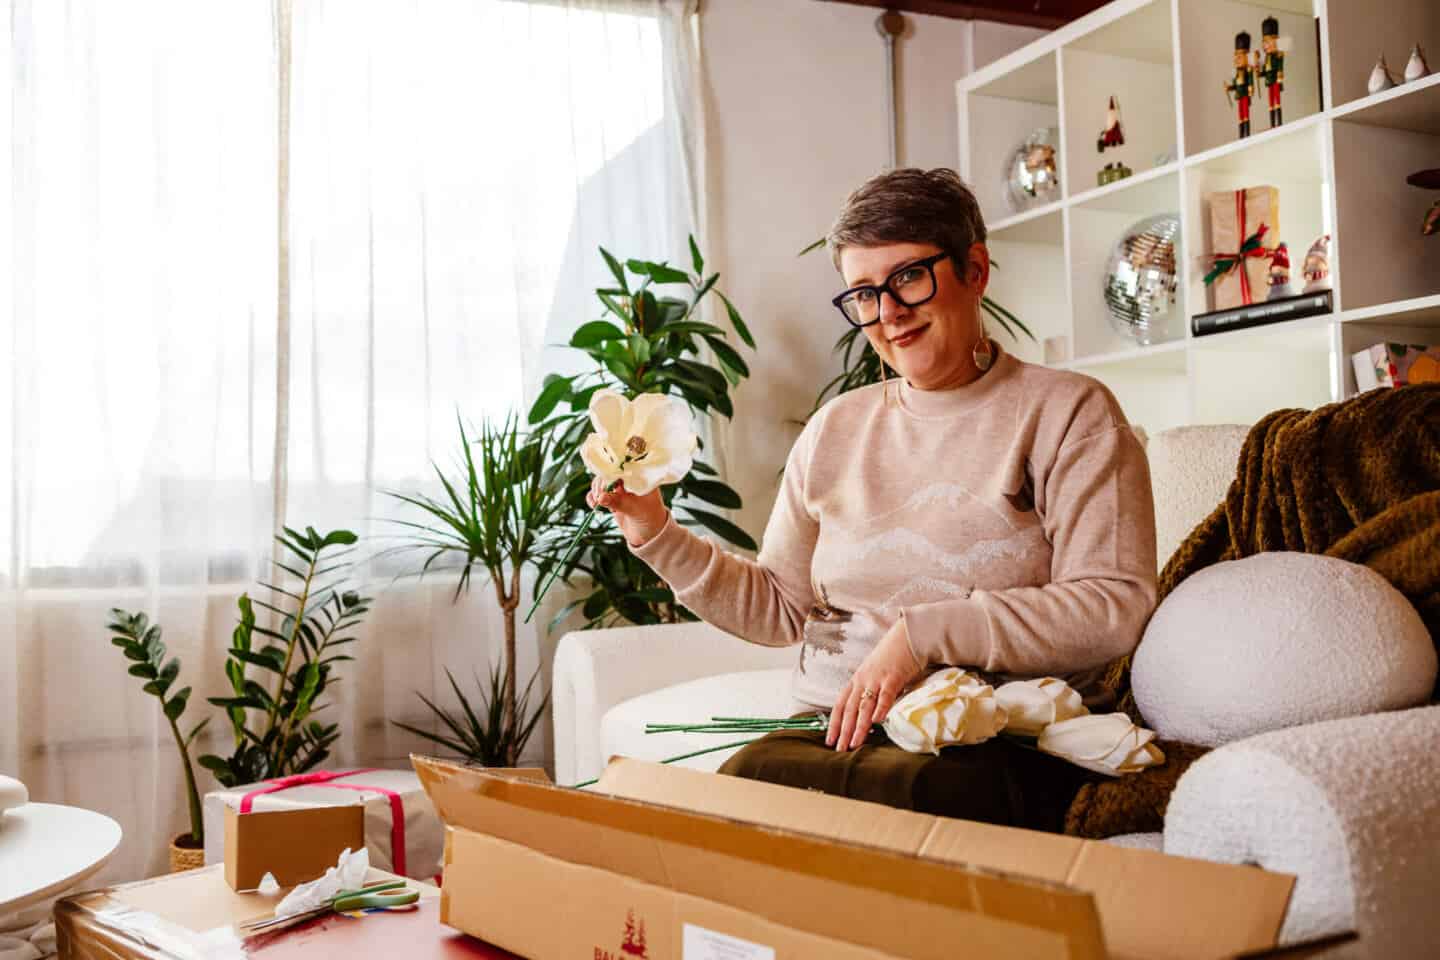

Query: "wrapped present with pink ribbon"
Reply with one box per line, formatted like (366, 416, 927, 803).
(201, 768, 443, 881)
(1204, 185, 1280, 310)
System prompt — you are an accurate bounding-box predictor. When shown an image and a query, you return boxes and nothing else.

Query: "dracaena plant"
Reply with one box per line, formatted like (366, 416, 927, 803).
(198, 527, 372, 788)
(107, 610, 210, 845)
(527, 237, 757, 630)
(382, 414, 568, 767)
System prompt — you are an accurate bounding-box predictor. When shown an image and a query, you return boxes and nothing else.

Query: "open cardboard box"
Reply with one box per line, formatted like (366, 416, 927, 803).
(413, 755, 1333, 960)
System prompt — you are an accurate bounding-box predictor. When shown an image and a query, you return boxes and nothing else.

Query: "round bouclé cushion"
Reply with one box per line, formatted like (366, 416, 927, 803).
(1133, 552, 1437, 747)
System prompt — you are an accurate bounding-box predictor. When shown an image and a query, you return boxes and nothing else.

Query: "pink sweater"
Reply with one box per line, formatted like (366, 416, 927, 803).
(631, 350, 1158, 709)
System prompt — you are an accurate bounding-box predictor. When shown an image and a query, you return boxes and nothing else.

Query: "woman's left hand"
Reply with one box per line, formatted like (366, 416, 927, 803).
(827, 618, 924, 751)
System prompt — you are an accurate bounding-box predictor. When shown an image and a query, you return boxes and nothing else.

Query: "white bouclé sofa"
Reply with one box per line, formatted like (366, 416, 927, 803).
(551, 424, 1440, 957)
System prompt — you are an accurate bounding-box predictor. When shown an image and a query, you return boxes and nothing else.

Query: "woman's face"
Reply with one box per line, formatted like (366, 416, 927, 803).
(838, 240, 990, 392)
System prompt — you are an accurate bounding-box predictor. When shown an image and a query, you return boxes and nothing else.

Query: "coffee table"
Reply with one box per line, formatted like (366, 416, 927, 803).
(0, 802, 122, 915)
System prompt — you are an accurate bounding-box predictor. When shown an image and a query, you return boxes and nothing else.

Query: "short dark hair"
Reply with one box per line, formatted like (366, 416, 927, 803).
(827, 167, 987, 276)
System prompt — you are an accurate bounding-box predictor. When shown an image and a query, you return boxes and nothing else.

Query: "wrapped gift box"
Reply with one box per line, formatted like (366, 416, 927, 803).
(1206, 185, 1280, 310)
(1352, 342, 1440, 391)
(202, 768, 443, 882)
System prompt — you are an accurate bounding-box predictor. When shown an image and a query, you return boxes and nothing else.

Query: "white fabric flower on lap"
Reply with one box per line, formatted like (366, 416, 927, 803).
(1037, 713, 1166, 776)
(579, 389, 697, 496)
(995, 677, 1089, 737)
(884, 668, 1008, 755)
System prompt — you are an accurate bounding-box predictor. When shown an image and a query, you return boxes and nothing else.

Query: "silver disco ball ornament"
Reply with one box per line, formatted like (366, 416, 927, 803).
(1102, 213, 1181, 345)
(1002, 127, 1061, 213)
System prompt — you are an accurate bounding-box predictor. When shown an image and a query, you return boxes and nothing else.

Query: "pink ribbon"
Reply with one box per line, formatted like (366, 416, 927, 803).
(238, 768, 407, 877)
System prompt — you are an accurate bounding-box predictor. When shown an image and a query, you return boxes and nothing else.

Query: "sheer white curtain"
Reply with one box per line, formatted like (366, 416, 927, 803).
(2, 0, 701, 884)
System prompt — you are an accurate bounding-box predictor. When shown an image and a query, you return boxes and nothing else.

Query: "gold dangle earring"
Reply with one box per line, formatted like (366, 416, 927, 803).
(972, 314, 994, 373)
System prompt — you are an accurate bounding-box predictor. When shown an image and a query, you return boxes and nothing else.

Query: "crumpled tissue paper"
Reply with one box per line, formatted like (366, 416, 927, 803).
(274, 847, 369, 920)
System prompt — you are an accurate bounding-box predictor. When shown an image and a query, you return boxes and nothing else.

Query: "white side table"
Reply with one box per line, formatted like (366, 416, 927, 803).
(0, 803, 122, 915)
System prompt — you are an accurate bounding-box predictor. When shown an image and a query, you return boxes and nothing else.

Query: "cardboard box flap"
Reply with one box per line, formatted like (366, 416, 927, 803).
(414, 756, 1107, 960)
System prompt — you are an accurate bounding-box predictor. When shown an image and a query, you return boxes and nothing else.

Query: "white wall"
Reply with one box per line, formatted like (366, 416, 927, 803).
(700, 0, 1044, 542)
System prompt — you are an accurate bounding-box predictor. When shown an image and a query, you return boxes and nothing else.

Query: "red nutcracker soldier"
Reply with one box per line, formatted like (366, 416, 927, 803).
(1260, 17, 1284, 128)
(1224, 31, 1257, 139)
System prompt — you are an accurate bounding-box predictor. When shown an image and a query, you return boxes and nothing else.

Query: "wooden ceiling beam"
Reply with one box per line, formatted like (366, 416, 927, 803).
(813, 0, 1098, 31)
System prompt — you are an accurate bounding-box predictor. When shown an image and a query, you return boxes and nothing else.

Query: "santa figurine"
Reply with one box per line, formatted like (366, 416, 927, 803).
(1266, 243, 1294, 301)
(1225, 31, 1258, 139)
(1260, 17, 1284, 128)
(1301, 235, 1332, 293)
(1096, 96, 1125, 152)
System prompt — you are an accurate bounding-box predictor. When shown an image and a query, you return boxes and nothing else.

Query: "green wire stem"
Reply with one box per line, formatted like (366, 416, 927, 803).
(571, 737, 759, 789)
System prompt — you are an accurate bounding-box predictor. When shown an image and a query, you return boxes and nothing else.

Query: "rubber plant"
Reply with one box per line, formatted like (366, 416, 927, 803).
(383, 414, 567, 766)
(199, 527, 372, 787)
(526, 236, 757, 631)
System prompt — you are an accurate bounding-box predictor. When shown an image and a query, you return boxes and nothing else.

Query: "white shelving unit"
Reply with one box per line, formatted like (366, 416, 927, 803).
(958, 0, 1440, 435)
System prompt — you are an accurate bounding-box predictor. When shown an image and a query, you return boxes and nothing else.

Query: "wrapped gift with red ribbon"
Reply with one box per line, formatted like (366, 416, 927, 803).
(202, 768, 443, 882)
(1204, 186, 1280, 310)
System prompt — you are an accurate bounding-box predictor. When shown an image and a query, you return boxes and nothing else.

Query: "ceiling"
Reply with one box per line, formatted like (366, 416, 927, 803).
(816, 0, 1110, 30)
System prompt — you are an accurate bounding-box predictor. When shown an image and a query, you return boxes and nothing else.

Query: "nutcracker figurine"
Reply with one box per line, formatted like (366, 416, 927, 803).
(1225, 31, 1258, 139)
(1266, 243, 1293, 301)
(1260, 17, 1284, 128)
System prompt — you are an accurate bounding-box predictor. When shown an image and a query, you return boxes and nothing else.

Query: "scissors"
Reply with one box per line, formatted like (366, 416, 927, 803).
(241, 879, 419, 933)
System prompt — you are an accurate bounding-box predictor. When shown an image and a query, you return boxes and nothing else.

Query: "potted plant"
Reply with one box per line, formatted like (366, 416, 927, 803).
(384, 415, 568, 766)
(526, 236, 757, 630)
(107, 610, 210, 872)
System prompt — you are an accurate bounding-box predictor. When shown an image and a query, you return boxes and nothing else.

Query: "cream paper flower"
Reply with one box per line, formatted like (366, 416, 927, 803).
(883, 668, 1008, 755)
(1037, 713, 1166, 777)
(994, 677, 1089, 737)
(579, 389, 698, 496)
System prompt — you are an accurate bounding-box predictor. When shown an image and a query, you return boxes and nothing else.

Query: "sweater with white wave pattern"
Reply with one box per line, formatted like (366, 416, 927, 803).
(630, 349, 1158, 710)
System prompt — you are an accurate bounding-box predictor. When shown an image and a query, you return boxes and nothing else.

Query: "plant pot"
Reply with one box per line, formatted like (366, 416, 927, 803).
(168, 833, 205, 873)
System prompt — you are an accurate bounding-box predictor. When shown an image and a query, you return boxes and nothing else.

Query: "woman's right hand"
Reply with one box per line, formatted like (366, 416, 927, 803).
(588, 477, 670, 548)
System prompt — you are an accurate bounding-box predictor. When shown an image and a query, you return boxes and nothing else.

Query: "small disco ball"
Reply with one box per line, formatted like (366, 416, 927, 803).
(1102, 213, 1181, 345)
(1002, 127, 1061, 213)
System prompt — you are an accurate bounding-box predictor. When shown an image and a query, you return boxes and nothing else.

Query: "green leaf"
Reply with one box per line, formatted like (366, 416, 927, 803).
(682, 478, 742, 509)
(320, 529, 358, 547)
(692, 272, 719, 302)
(797, 236, 827, 256)
(628, 334, 651, 365)
(717, 293, 755, 349)
(689, 235, 704, 275)
(569, 320, 625, 348)
(682, 507, 758, 551)
(656, 321, 724, 338)
(164, 687, 191, 720)
(703, 336, 750, 378)
(529, 375, 572, 425)
(600, 246, 628, 294)
(128, 662, 159, 680)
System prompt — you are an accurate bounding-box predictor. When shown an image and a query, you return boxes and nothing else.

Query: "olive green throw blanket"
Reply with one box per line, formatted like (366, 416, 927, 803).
(1064, 383, 1440, 839)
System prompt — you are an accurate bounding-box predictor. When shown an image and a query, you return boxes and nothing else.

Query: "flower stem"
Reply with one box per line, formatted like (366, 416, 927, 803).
(524, 505, 599, 624)
(570, 737, 760, 789)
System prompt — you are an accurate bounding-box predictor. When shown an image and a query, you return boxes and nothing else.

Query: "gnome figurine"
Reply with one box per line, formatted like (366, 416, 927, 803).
(1259, 18, 1284, 127)
(1266, 243, 1294, 301)
(1404, 45, 1431, 83)
(1097, 96, 1125, 152)
(1301, 235, 1332, 294)
(1225, 32, 1258, 138)
(1368, 54, 1397, 94)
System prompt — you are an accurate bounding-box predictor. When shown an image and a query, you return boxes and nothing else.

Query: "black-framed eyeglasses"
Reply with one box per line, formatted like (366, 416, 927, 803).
(831, 251, 950, 328)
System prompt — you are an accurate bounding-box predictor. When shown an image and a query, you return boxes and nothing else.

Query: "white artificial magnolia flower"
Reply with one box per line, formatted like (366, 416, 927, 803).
(579, 389, 698, 496)
(1037, 713, 1166, 777)
(883, 668, 1008, 755)
(994, 677, 1089, 737)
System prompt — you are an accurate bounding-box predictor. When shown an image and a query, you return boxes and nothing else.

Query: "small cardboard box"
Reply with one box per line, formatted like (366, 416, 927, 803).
(203, 768, 444, 882)
(413, 756, 1303, 960)
(223, 803, 364, 891)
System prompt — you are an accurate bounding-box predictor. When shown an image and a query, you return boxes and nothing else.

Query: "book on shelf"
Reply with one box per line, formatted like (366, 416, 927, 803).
(1352, 342, 1440, 392)
(1190, 290, 1333, 337)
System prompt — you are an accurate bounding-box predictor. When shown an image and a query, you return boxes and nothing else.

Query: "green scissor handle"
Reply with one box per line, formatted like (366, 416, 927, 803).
(331, 880, 419, 913)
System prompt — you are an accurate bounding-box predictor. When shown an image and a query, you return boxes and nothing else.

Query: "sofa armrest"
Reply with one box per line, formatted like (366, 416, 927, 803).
(551, 622, 797, 787)
(1163, 704, 1440, 954)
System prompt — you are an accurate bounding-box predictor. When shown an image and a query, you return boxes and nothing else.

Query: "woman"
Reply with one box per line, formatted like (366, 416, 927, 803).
(590, 167, 1157, 832)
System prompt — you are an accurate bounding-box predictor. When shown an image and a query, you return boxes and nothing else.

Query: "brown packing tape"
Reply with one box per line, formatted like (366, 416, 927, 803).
(223, 803, 365, 891)
(415, 755, 1107, 960)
